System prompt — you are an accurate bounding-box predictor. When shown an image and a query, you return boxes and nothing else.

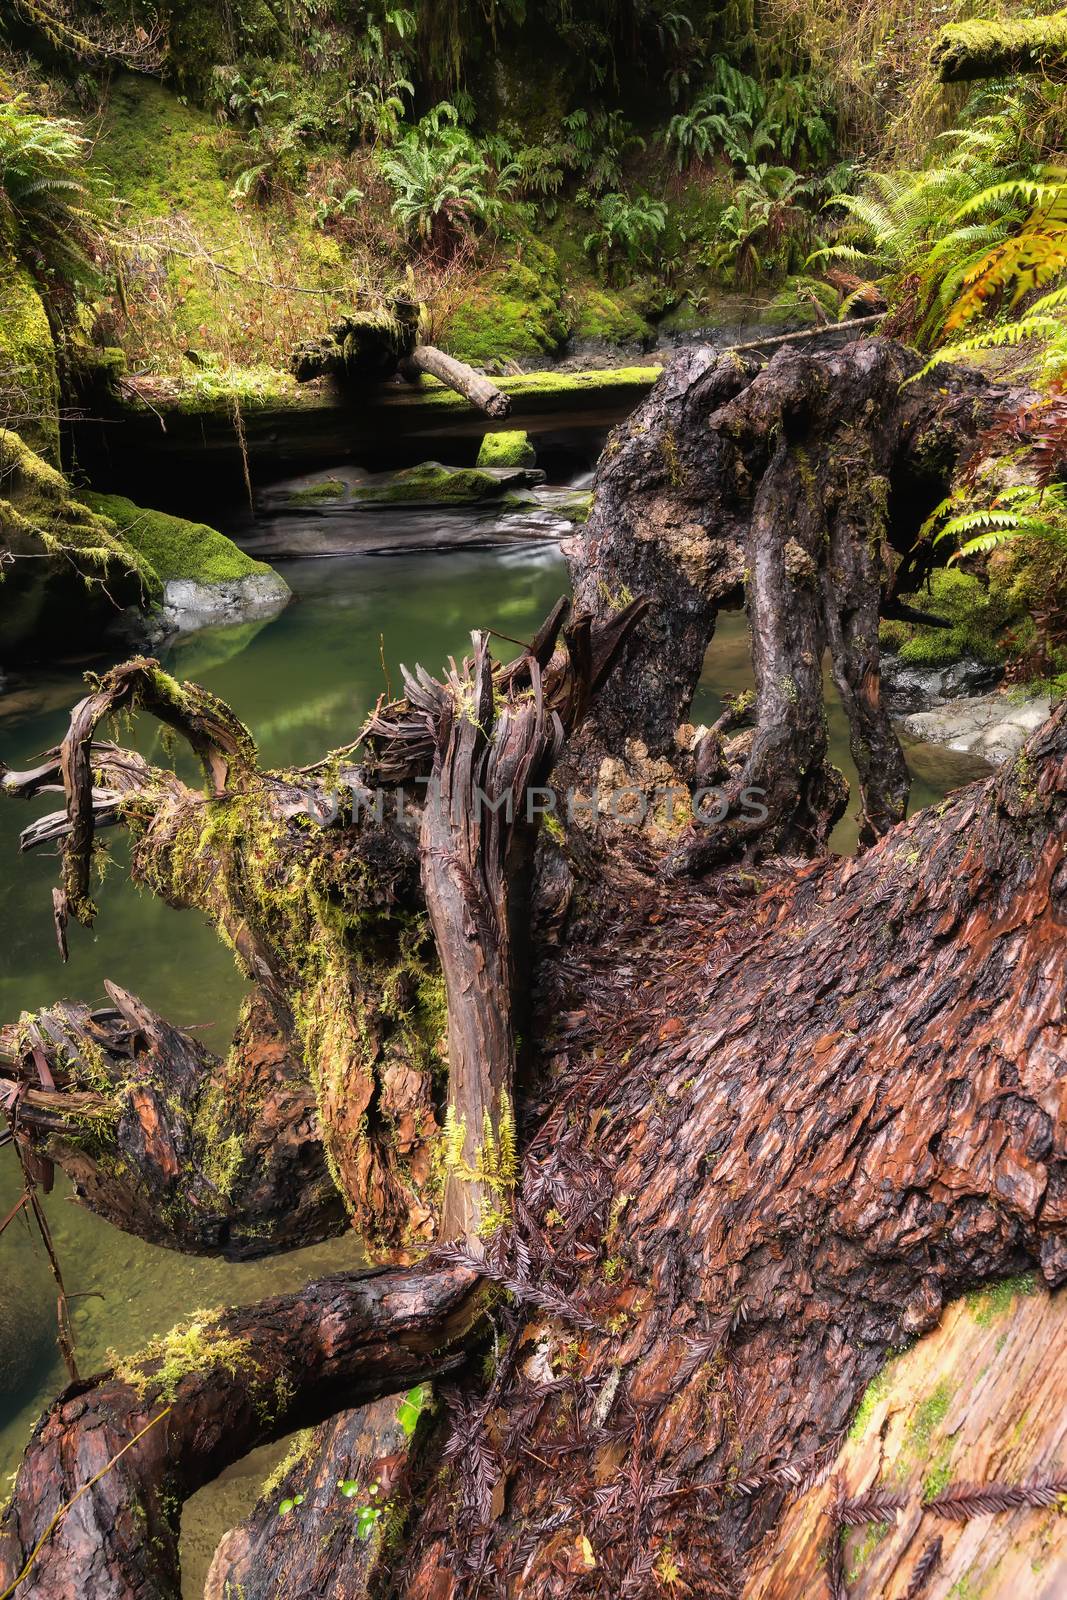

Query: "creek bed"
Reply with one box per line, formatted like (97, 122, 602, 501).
(0, 497, 990, 1594)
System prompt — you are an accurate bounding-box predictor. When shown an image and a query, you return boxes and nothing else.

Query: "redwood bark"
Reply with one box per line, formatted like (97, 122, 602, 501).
(0, 1263, 479, 1600)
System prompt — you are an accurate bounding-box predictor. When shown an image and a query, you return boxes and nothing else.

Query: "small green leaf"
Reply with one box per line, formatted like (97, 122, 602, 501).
(293, 1493, 305, 1505)
(338, 1479, 359, 1498)
(278, 1498, 294, 1515)
(397, 1383, 428, 1436)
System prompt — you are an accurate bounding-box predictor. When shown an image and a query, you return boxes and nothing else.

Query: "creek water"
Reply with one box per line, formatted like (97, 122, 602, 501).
(0, 484, 990, 1592)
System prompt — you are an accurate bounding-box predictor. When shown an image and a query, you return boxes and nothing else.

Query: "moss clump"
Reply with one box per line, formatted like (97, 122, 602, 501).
(573, 287, 650, 346)
(443, 238, 568, 365)
(350, 462, 518, 506)
(80, 490, 272, 584)
(879, 567, 1022, 666)
(112, 1308, 262, 1402)
(477, 431, 536, 468)
(0, 428, 156, 596)
(0, 248, 60, 462)
(933, 16, 1067, 83)
(283, 478, 348, 505)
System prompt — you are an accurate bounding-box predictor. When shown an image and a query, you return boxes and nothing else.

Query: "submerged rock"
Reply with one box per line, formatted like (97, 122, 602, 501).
(901, 690, 1053, 765)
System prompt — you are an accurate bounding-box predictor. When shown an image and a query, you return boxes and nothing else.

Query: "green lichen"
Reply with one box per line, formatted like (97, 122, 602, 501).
(965, 1272, 1036, 1327)
(476, 431, 536, 468)
(79, 490, 273, 584)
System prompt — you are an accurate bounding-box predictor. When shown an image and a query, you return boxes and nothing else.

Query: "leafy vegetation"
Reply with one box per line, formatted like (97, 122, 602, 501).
(0, 95, 101, 293)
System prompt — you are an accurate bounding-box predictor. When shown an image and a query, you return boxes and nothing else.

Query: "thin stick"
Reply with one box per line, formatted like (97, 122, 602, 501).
(0, 1405, 173, 1600)
(730, 313, 883, 356)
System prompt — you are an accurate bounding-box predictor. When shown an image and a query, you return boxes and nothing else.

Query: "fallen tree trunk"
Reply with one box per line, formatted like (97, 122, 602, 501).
(932, 15, 1067, 82)
(289, 298, 511, 417)
(402, 344, 512, 418)
(0, 1261, 480, 1600)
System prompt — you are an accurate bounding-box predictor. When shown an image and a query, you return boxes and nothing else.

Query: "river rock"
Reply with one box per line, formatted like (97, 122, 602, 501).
(901, 690, 1052, 765)
(881, 653, 1003, 713)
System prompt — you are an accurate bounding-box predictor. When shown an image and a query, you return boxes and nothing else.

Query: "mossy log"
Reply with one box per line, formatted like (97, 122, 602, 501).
(2, 343, 1066, 1599)
(931, 14, 1067, 82)
(289, 299, 511, 417)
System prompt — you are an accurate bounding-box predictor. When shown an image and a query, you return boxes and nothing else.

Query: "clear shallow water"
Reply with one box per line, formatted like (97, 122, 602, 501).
(0, 522, 988, 1589)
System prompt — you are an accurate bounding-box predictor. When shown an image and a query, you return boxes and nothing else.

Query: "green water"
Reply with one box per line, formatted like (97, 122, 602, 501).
(0, 535, 989, 1590)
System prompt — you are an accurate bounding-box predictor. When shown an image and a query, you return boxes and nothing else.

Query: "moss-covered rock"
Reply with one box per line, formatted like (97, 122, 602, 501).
(0, 429, 154, 660)
(879, 567, 1023, 667)
(80, 491, 271, 584)
(443, 238, 568, 365)
(0, 247, 60, 462)
(572, 287, 650, 347)
(348, 461, 542, 507)
(476, 430, 536, 468)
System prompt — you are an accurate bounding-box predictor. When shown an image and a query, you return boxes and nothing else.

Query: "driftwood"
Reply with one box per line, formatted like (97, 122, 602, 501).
(289, 298, 511, 417)
(1, 340, 1065, 1600)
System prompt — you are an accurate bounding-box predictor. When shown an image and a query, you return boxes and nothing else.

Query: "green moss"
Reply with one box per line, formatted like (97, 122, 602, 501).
(554, 490, 592, 524)
(443, 237, 568, 365)
(880, 567, 1022, 666)
(893, 1380, 955, 1483)
(849, 1361, 894, 1441)
(283, 478, 347, 504)
(933, 16, 1067, 82)
(476, 431, 536, 468)
(80, 490, 272, 584)
(573, 287, 650, 346)
(0, 247, 60, 462)
(965, 1273, 1036, 1327)
(0, 428, 157, 596)
(349, 463, 518, 506)
(112, 1308, 262, 1402)
(261, 1427, 316, 1499)
(922, 1439, 954, 1502)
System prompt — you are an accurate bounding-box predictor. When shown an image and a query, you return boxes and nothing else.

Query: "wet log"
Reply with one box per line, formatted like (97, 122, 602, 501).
(0, 1260, 480, 1600)
(402, 343, 512, 418)
(391, 699, 1067, 1599)
(289, 298, 511, 417)
(932, 16, 1067, 82)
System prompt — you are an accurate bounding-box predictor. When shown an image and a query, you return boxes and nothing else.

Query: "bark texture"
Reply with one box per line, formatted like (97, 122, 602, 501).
(568, 338, 1031, 857)
(0, 1263, 479, 1600)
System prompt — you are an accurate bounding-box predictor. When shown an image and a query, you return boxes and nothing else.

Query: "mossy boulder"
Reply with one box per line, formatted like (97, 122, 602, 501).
(81, 490, 291, 634)
(572, 288, 650, 347)
(0, 247, 60, 462)
(80, 492, 272, 585)
(443, 239, 568, 366)
(0, 429, 154, 660)
(476, 431, 536, 468)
